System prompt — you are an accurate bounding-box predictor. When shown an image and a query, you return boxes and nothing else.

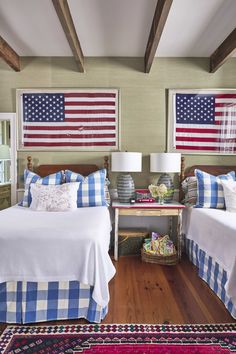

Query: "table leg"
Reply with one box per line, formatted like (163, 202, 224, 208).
(114, 208, 119, 261)
(169, 216, 173, 238)
(177, 210, 182, 260)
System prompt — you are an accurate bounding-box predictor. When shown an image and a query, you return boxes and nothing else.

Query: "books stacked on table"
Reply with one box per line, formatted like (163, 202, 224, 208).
(135, 189, 155, 203)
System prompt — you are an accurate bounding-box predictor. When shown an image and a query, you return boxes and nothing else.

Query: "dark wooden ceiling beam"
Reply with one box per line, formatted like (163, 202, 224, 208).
(0, 35, 20, 71)
(144, 0, 173, 73)
(210, 28, 236, 73)
(52, 0, 85, 72)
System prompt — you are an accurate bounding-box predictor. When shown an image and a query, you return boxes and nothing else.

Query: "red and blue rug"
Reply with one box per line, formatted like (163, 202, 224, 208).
(0, 323, 235, 353)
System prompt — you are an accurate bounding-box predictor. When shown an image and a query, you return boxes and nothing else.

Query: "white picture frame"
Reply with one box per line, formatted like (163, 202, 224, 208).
(167, 88, 236, 155)
(17, 88, 119, 151)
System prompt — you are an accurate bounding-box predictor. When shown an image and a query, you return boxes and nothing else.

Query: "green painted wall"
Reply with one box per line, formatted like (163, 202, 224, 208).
(0, 56, 235, 188)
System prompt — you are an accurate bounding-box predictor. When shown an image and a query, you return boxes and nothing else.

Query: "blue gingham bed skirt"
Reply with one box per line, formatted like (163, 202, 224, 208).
(184, 237, 236, 319)
(0, 281, 107, 324)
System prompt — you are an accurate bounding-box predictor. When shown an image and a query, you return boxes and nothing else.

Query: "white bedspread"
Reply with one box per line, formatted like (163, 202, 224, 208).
(182, 207, 236, 306)
(0, 205, 116, 307)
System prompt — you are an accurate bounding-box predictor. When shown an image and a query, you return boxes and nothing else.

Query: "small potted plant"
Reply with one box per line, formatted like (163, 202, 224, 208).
(148, 184, 168, 204)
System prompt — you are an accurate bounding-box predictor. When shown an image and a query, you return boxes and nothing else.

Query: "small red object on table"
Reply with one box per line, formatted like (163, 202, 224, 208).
(135, 189, 155, 203)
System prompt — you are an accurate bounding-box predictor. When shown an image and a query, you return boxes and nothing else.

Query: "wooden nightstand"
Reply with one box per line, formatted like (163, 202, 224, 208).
(0, 183, 11, 210)
(112, 201, 185, 261)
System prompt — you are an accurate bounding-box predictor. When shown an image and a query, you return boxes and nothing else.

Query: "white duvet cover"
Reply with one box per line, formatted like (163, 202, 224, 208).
(182, 207, 236, 306)
(0, 205, 116, 307)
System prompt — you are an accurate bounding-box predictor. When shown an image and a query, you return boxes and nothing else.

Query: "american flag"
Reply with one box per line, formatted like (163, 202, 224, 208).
(174, 93, 236, 152)
(21, 90, 118, 148)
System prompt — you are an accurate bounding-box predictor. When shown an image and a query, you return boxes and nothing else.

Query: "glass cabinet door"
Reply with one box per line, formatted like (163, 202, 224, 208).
(0, 113, 16, 208)
(0, 121, 11, 209)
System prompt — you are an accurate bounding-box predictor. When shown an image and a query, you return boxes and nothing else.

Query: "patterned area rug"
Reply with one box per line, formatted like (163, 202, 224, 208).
(0, 323, 235, 353)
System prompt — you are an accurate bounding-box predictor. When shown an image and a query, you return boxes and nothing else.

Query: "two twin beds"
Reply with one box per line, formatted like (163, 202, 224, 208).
(0, 161, 115, 323)
(0, 159, 235, 323)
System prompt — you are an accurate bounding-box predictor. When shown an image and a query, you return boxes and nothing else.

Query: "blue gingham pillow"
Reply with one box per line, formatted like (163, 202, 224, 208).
(195, 169, 235, 209)
(65, 169, 107, 207)
(19, 169, 64, 207)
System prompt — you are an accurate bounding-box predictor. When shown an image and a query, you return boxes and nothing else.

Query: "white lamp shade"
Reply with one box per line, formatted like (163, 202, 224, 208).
(150, 153, 181, 173)
(0, 144, 10, 160)
(111, 152, 142, 172)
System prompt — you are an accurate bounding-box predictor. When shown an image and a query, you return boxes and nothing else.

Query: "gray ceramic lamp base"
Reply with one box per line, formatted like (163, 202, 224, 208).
(117, 174, 135, 203)
(158, 173, 174, 203)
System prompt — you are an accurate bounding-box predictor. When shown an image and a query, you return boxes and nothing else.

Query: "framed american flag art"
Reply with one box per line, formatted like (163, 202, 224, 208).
(17, 89, 119, 151)
(167, 89, 236, 154)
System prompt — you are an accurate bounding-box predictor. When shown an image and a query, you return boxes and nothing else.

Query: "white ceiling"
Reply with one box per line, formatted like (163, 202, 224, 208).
(0, 0, 235, 57)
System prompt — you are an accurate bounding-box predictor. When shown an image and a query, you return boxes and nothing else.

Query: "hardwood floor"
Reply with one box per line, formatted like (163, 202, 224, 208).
(0, 255, 234, 335)
(106, 255, 234, 324)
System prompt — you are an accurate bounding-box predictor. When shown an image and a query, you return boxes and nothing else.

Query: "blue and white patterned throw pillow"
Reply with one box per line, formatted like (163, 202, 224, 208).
(19, 169, 64, 207)
(195, 169, 235, 209)
(65, 169, 107, 207)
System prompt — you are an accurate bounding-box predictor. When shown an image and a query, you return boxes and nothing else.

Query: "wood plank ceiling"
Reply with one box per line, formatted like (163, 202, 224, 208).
(0, 0, 235, 73)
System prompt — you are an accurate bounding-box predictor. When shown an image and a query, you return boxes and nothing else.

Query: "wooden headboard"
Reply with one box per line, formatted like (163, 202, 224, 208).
(180, 157, 236, 182)
(26, 156, 109, 177)
(179, 157, 236, 202)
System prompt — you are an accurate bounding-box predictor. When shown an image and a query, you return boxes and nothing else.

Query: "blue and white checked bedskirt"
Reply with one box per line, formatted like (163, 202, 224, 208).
(184, 237, 236, 319)
(0, 281, 107, 324)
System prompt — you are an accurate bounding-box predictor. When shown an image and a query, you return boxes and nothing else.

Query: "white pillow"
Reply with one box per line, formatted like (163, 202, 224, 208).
(221, 180, 236, 213)
(30, 182, 80, 212)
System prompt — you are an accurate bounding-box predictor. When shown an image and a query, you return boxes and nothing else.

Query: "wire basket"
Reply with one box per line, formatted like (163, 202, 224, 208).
(141, 249, 178, 265)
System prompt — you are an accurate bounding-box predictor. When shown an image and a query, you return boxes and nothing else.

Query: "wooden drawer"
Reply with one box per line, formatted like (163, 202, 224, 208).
(119, 208, 179, 217)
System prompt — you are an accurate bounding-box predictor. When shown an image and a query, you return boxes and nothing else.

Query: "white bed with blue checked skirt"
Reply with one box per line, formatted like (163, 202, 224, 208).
(183, 207, 236, 319)
(0, 205, 115, 324)
(0, 281, 107, 323)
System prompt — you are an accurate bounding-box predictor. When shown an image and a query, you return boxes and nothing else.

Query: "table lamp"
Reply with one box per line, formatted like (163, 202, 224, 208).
(111, 152, 142, 203)
(150, 152, 181, 203)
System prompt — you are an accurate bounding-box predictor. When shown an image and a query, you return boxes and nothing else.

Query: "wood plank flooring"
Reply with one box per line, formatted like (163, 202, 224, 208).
(106, 255, 234, 324)
(0, 255, 234, 335)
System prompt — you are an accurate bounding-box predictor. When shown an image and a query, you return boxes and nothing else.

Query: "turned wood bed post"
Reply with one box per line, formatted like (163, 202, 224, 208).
(179, 156, 185, 202)
(180, 156, 185, 183)
(27, 156, 33, 171)
(104, 155, 109, 178)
